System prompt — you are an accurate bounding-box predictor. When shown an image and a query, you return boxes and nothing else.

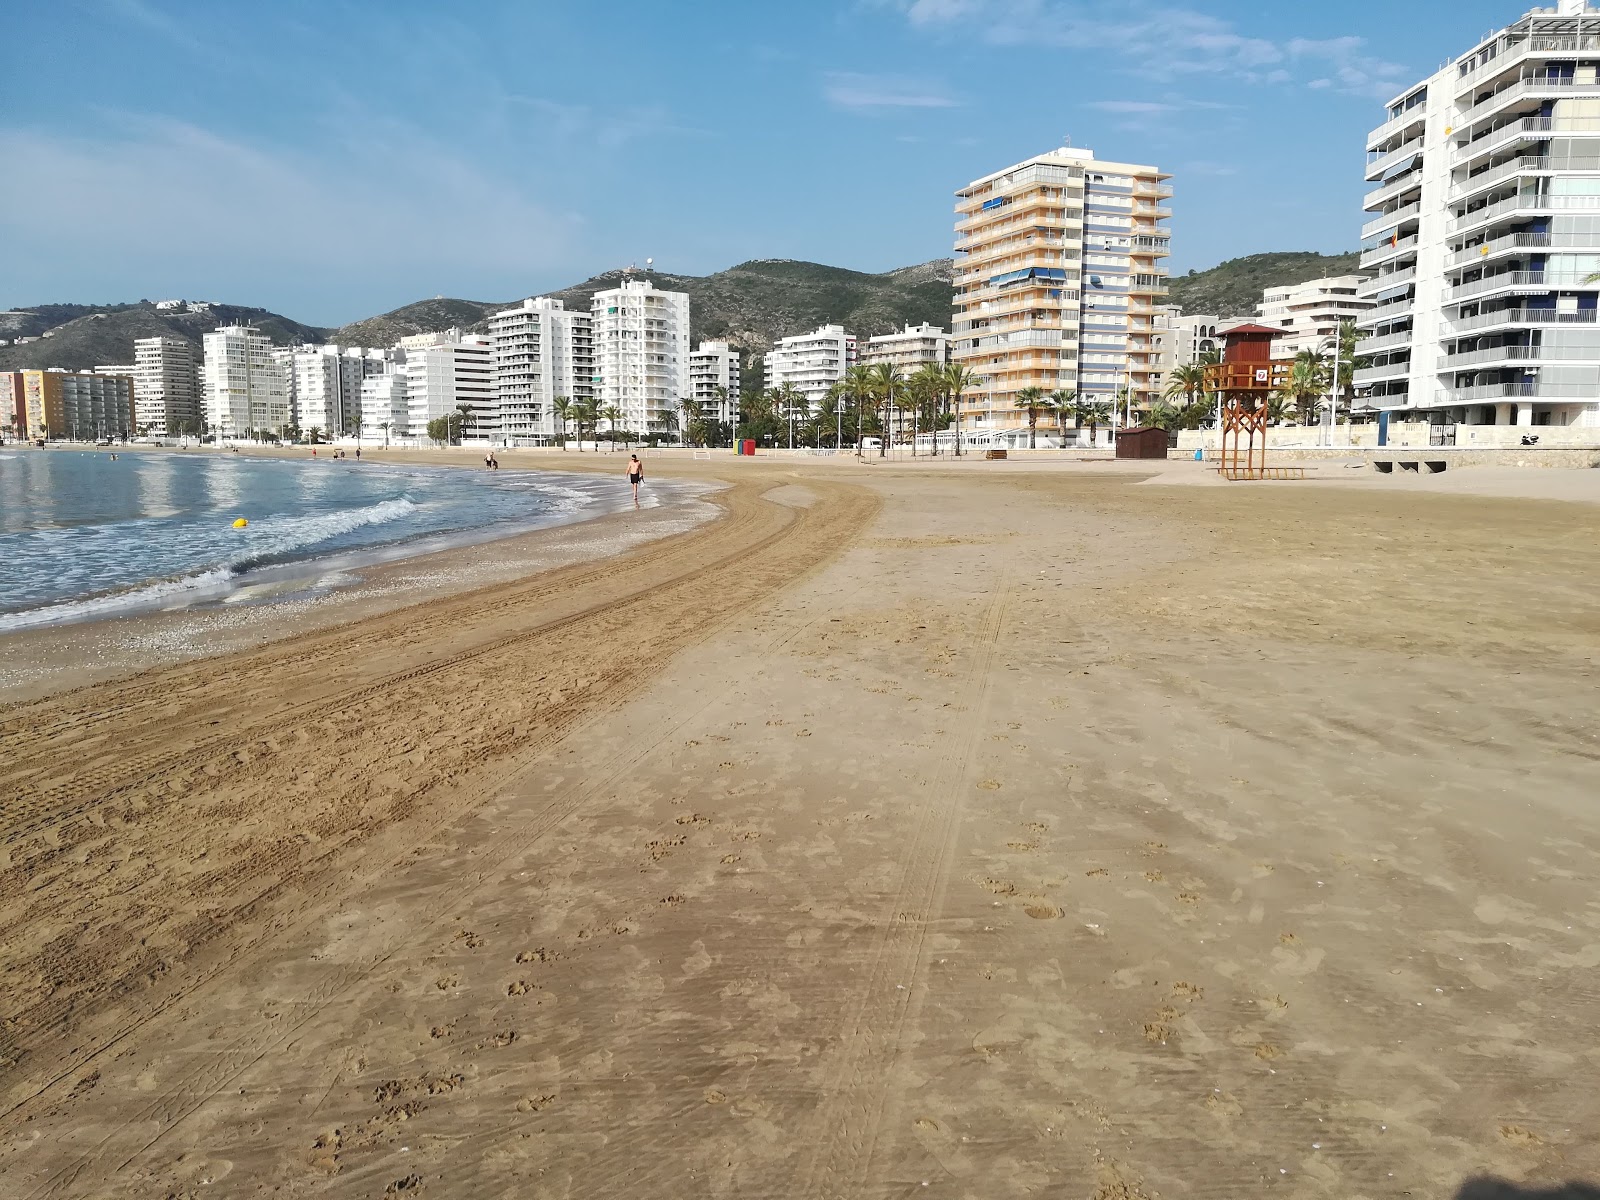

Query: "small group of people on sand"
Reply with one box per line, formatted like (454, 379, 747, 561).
(484, 451, 500, 470)
(311, 448, 358, 460)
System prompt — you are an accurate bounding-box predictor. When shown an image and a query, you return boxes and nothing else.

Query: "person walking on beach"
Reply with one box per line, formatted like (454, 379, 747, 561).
(627, 454, 643, 508)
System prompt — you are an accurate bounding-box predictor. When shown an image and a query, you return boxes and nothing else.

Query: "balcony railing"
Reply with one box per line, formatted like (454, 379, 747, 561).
(1361, 266, 1417, 293)
(1366, 104, 1428, 151)
(1448, 271, 1592, 301)
(1440, 345, 1559, 368)
(1447, 230, 1600, 267)
(1449, 306, 1600, 333)
(1454, 35, 1600, 97)
(1360, 235, 1420, 268)
(1447, 381, 1598, 402)
(1366, 137, 1425, 182)
(1450, 192, 1600, 233)
(1458, 75, 1600, 127)
(1357, 329, 1414, 354)
(1450, 155, 1557, 202)
(1356, 299, 1415, 328)
(1449, 116, 1599, 165)
(1363, 169, 1423, 211)
(1353, 360, 1411, 385)
(1361, 202, 1423, 240)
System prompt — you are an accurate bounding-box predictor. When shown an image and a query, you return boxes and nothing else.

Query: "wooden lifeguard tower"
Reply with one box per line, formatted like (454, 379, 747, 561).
(1204, 323, 1298, 481)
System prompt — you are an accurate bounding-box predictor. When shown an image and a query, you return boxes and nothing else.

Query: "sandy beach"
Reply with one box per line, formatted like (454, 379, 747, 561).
(2, 451, 1597, 1199)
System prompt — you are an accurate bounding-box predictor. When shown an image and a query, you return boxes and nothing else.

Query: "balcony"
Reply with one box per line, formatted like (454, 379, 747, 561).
(1440, 345, 1555, 369)
(1450, 192, 1600, 234)
(1454, 35, 1600, 97)
(1355, 298, 1415, 329)
(1357, 329, 1414, 354)
(1448, 271, 1592, 302)
(1457, 75, 1600, 129)
(1447, 230, 1600, 267)
(1366, 105, 1428, 151)
(1130, 204, 1172, 219)
(1448, 306, 1600, 333)
(1363, 265, 1417, 292)
(1361, 202, 1422, 240)
(1449, 116, 1600, 165)
(1363, 169, 1423, 211)
(1353, 360, 1411, 385)
(1366, 137, 1425, 182)
(1447, 381, 1598, 402)
(1450, 155, 1556, 202)
(1360, 236, 1420, 269)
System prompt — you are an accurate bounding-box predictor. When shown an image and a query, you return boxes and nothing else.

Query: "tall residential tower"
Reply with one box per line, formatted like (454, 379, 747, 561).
(952, 147, 1171, 435)
(591, 278, 690, 439)
(1356, 0, 1600, 430)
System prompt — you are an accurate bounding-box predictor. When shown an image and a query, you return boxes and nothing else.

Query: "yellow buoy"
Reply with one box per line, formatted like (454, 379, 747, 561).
(233, 518, 248, 529)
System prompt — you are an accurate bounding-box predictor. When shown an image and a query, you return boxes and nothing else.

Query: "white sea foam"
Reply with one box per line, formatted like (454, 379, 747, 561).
(4, 497, 420, 631)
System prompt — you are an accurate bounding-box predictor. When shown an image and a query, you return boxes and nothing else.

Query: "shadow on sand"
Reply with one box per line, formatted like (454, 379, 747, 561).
(1458, 1182, 1600, 1200)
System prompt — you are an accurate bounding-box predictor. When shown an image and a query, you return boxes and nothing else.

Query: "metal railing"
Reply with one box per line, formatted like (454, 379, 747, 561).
(1448, 271, 1591, 300)
(1363, 169, 1424, 212)
(1366, 137, 1424, 181)
(1449, 192, 1600, 233)
(1360, 236, 1420, 268)
(1357, 330, 1415, 354)
(1361, 202, 1422, 240)
(1449, 307, 1600, 332)
(1447, 230, 1600, 267)
(1458, 75, 1600, 127)
(1447, 381, 1597, 402)
(1454, 35, 1600, 96)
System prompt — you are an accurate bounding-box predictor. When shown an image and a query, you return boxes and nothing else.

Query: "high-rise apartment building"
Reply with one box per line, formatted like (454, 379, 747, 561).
(399, 330, 495, 441)
(18, 369, 134, 440)
(3, 372, 25, 437)
(1258, 276, 1374, 358)
(284, 345, 387, 437)
(203, 325, 289, 438)
(952, 146, 1171, 433)
(488, 298, 596, 445)
(764, 324, 857, 412)
(360, 362, 409, 439)
(688, 341, 740, 425)
(861, 323, 950, 372)
(131, 336, 199, 436)
(591, 278, 690, 438)
(1356, 0, 1600, 430)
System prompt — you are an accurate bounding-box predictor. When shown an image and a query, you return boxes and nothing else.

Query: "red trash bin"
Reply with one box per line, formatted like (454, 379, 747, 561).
(741, 439, 756, 456)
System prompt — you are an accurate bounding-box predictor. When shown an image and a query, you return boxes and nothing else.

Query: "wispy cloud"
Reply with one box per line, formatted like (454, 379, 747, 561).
(823, 71, 959, 110)
(878, 0, 1412, 101)
(104, 0, 208, 55)
(0, 114, 583, 319)
(501, 95, 710, 147)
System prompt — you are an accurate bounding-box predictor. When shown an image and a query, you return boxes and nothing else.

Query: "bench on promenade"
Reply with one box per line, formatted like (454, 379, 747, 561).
(984, 449, 1008, 460)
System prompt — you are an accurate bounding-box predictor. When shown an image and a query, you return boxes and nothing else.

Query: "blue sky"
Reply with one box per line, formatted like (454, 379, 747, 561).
(3, 0, 1522, 326)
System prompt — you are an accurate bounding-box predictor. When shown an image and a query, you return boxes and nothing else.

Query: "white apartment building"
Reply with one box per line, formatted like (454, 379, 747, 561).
(591, 278, 690, 438)
(1356, 0, 1600, 430)
(399, 329, 496, 440)
(1258, 276, 1373, 359)
(764, 324, 857, 413)
(360, 363, 408, 440)
(284, 345, 388, 437)
(688, 341, 740, 425)
(861, 322, 950, 372)
(488, 297, 596, 445)
(953, 146, 1172, 432)
(130, 336, 199, 436)
(203, 324, 289, 439)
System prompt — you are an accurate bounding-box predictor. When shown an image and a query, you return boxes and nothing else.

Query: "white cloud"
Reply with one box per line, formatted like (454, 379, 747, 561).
(884, 0, 1412, 100)
(823, 72, 960, 110)
(0, 114, 583, 318)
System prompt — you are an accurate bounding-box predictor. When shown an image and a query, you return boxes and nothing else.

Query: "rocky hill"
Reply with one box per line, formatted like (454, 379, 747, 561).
(1167, 251, 1364, 318)
(326, 258, 958, 356)
(0, 303, 328, 373)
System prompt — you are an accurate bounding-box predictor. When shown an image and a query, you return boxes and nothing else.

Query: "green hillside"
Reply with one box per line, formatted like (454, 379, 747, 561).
(1167, 251, 1364, 318)
(0, 303, 329, 373)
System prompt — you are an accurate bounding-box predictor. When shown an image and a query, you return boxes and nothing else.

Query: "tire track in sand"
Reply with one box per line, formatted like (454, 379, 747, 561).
(798, 572, 1012, 1199)
(0, 481, 880, 1151)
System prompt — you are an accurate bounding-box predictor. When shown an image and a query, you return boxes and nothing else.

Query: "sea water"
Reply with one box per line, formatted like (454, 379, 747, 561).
(0, 451, 641, 628)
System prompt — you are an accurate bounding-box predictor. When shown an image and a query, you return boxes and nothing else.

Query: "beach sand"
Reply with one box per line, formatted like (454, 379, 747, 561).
(2, 452, 1597, 1199)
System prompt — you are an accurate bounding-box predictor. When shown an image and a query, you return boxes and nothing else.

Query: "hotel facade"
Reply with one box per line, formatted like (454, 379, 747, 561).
(591, 278, 690, 439)
(952, 146, 1171, 434)
(1357, 0, 1600, 430)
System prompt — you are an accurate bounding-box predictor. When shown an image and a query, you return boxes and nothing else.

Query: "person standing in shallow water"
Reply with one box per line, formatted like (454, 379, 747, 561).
(627, 454, 643, 508)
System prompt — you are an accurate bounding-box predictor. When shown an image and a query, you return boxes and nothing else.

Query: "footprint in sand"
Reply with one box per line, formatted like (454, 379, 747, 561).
(1085, 868, 1109, 878)
(977, 779, 1002, 791)
(1023, 904, 1062, 920)
(704, 1088, 728, 1105)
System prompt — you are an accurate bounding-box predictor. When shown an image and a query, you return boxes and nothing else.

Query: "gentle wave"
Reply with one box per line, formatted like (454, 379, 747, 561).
(4, 497, 420, 630)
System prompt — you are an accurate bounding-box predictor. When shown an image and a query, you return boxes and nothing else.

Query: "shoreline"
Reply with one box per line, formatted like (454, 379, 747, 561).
(0, 454, 723, 702)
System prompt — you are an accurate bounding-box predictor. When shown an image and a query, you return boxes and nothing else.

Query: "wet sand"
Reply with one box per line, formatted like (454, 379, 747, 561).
(2, 454, 1597, 1199)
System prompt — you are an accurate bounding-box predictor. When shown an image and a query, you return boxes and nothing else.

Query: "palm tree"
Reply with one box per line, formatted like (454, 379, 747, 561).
(841, 363, 877, 452)
(1164, 362, 1208, 407)
(712, 384, 732, 447)
(454, 402, 474, 446)
(1013, 386, 1046, 449)
(602, 404, 625, 448)
(1049, 388, 1079, 447)
(773, 383, 805, 449)
(571, 401, 593, 451)
(909, 363, 946, 455)
(1280, 350, 1329, 425)
(379, 421, 391, 449)
(677, 397, 702, 446)
(552, 396, 572, 450)
(867, 362, 902, 457)
(943, 363, 980, 457)
(1074, 396, 1111, 447)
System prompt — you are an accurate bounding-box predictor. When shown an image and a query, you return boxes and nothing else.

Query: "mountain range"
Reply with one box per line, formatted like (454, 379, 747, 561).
(0, 251, 1361, 376)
